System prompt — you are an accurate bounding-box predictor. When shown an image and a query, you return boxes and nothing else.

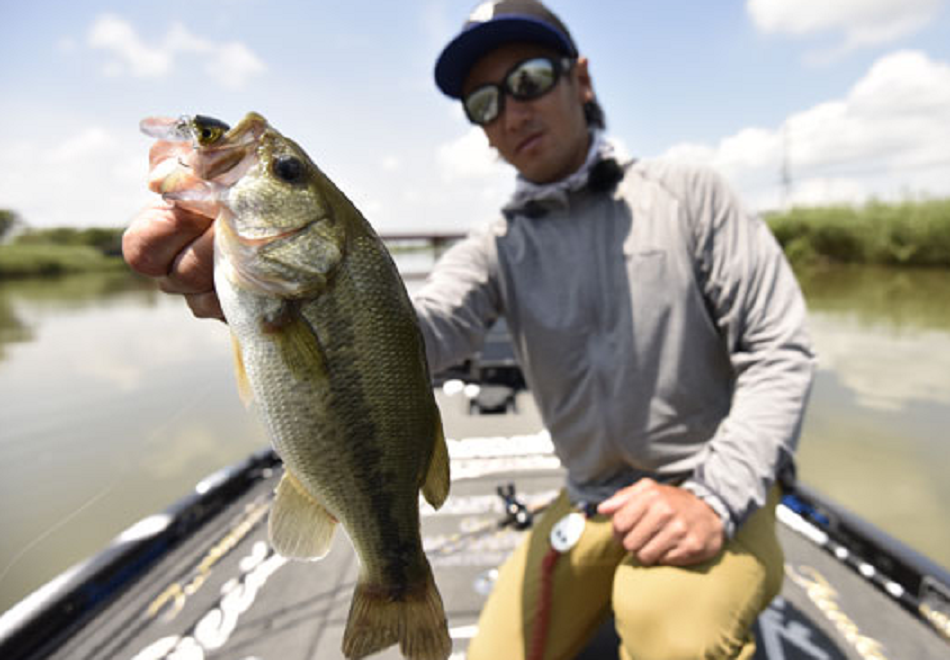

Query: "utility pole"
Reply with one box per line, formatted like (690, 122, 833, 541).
(781, 123, 792, 210)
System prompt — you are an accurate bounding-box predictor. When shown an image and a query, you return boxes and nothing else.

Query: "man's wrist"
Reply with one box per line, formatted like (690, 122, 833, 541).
(681, 479, 736, 539)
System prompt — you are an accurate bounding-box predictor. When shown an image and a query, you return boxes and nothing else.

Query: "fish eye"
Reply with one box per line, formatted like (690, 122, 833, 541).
(272, 156, 305, 184)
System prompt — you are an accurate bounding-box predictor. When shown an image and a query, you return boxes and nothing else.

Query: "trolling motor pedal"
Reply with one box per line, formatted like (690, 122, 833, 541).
(497, 483, 534, 530)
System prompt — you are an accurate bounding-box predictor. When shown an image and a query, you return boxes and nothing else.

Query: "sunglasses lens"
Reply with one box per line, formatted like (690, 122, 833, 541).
(461, 58, 568, 125)
(507, 58, 558, 100)
(464, 85, 501, 125)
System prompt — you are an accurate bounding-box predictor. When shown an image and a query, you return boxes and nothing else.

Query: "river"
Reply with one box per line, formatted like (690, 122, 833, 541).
(1, 263, 949, 616)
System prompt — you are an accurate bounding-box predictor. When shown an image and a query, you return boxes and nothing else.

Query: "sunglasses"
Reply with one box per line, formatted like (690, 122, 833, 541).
(463, 56, 574, 126)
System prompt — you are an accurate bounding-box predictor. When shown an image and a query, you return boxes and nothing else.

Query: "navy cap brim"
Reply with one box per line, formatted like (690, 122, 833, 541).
(435, 16, 577, 99)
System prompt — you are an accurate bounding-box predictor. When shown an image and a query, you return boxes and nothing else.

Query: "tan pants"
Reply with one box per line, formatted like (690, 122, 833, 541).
(466, 487, 785, 660)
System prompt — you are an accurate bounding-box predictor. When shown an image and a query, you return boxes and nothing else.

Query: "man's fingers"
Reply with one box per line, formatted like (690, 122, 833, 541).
(158, 226, 216, 294)
(632, 517, 688, 565)
(597, 477, 656, 516)
(184, 291, 225, 321)
(597, 488, 633, 516)
(123, 201, 214, 278)
(598, 481, 726, 567)
(610, 499, 646, 540)
(617, 501, 671, 554)
(123, 199, 222, 322)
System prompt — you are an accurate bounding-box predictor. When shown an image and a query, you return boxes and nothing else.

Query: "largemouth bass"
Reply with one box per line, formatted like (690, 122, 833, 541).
(141, 112, 452, 660)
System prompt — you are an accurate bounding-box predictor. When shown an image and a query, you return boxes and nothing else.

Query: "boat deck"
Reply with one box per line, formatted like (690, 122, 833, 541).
(18, 446, 948, 660)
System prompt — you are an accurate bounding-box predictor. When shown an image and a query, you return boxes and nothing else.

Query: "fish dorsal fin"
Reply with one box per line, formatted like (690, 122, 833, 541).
(230, 333, 253, 406)
(422, 417, 450, 510)
(268, 470, 337, 560)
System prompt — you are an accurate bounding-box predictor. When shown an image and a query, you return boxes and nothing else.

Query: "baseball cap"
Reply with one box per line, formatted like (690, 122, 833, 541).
(435, 0, 578, 99)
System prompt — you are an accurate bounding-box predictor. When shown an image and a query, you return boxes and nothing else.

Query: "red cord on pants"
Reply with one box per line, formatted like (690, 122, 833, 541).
(528, 547, 562, 660)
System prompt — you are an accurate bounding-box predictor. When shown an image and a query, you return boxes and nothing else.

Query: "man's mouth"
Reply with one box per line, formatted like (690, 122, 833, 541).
(515, 130, 545, 155)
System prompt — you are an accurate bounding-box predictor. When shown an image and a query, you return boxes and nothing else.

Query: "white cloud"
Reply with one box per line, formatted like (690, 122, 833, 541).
(747, 0, 946, 57)
(660, 50, 950, 210)
(47, 128, 118, 164)
(208, 41, 266, 90)
(381, 155, 401, 171)
(86, 14, 265, 89)
(437, 127, 508, 182)
(427, 127, 513, 229)
(0, 125, 151, 229)
(88, 15, 172, 77)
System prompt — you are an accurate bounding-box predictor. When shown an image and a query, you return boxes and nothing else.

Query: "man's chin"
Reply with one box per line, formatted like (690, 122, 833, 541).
(516, 159, 568, 185)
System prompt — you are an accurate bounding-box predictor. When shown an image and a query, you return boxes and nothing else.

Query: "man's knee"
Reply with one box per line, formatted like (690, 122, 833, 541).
(613, 599, 754, 660)
(611, 555, 771, 659)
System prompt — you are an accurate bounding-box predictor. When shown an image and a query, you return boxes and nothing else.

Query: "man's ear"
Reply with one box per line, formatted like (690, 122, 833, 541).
(573, 57, 595, 105)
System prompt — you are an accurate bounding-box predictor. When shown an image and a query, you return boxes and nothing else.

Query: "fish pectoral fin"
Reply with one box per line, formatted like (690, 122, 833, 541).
(421, 419, 450, 510)
(268, 471, 337, 560)
(230, 333, 253, 406)
(270, 310, 328, 383)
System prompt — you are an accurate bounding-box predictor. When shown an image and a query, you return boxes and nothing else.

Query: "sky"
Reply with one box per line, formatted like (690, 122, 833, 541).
(1, 0, 949, 235)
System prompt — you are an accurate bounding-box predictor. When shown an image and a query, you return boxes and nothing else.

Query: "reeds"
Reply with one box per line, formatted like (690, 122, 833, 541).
(766, 199, 950, 267)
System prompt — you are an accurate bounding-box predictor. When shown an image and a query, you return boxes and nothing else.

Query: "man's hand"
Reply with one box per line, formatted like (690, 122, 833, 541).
(123, 200, 223, 321)
(597, 478, 724, 567)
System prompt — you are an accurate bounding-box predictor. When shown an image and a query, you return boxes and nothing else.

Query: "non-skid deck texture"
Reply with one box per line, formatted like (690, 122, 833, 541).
(49, 462, 948, 660)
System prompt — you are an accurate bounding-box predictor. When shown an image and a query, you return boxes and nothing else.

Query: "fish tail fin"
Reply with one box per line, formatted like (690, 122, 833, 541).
(342, 565, 451, 660)
(421, 419, 450, 510)
(268, 470, 337, 559)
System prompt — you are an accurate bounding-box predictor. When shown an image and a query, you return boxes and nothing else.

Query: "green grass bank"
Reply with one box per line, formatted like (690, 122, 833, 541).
(765, 198, 950, 267)
(0, 244, 127, 278)
(0, 227, 127, 278)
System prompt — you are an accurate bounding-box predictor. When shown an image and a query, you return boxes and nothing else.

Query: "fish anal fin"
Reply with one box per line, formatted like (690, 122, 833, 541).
(342, 567, 451, 660)
(268, 471, 337, 560)
(230, 333, 253, 406)
(421, 418, 450, 510)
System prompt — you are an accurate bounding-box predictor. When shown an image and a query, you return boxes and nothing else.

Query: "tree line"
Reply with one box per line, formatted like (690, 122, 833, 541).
(766, 198, 950, 268)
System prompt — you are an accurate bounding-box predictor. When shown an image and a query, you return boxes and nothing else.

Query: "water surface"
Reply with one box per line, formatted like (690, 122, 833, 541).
(794, 266, 950, 564)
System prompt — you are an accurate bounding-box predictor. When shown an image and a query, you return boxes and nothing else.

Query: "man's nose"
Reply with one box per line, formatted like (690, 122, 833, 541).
(502, 95, 533, 130)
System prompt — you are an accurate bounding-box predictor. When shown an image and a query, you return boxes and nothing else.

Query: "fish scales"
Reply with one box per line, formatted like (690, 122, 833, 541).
(236, 241, 433, 579)
(283, 236, 436, 580)
(142, 112, 452, 660)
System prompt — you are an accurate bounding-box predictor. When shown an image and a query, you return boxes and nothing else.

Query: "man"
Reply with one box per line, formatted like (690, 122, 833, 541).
(124, 1, 816, 658)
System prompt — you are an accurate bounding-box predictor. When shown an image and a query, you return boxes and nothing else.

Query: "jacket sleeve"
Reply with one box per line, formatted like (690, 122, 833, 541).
(412, 226, 503, 374)
(675, 167, 817, 537)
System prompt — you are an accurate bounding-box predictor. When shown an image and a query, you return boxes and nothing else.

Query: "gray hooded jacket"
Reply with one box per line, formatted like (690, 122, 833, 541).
(413, 140, 816, 536)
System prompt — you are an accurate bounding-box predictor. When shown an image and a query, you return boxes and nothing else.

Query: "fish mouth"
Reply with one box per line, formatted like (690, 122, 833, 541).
(232, 220, 317, 247)
(157, 146, 257, 203)
(194, 144, 257, 184)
